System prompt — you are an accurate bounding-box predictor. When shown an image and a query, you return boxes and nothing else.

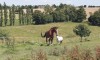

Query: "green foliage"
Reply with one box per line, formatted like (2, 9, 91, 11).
(26, 6, 32, 25)
(4, 2, 8, 26)
(18, 6, 22, 25)
(21, 8, 25, 25)
(0, 29, 9, 40)
(9, 7, 12, 26)
(12, 4, 15, 26)
(9, 4, 16, 26)
(59, 3, 65, 8)
(0, 4, 3, 26)
(63, 5, 77, 22)
(33, 10, 45, 24)
(18, 6, 26, 25)
(44, 5, 53, 14)
(52, 10, 66, 22)
(43, 13, 53, 23)
(73, 24, 91, 41)
(0, 3, 88, 25)
(75, 7, 86, 22)
(88, 9, 100, 26)
(52, 4, 57, 8)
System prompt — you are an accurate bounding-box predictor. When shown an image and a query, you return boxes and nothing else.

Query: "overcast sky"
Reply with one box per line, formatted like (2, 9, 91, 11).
(0, 0, 100, 6)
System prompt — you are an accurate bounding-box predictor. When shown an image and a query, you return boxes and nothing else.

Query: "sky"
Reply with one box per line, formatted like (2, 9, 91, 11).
(0, 0, 100, 6)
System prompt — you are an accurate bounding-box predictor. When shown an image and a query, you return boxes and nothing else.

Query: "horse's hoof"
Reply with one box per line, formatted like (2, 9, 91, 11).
(47, 44, 50, 46)
(50, 44, 53, 46)
(80, 41, 82, 42)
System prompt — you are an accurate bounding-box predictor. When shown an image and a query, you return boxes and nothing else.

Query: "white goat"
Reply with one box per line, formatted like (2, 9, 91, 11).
(56, 36, 63, 44)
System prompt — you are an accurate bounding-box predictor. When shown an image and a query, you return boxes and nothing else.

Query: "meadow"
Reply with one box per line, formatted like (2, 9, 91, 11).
(0, 22, 100, 60)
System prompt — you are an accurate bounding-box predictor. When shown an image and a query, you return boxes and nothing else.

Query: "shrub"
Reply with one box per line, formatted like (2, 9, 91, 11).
(80, 49, 94, 60)
(88, 15, 100, 26)
(31, 49, 47, 60)
(73, 24, 91, 42)
(88, 9, 100, 26)
(69, 46, 80, 60)
(32, 10, 46, 24)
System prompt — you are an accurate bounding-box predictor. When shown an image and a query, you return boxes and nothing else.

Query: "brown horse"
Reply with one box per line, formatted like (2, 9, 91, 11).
(41, 27, 58, 45)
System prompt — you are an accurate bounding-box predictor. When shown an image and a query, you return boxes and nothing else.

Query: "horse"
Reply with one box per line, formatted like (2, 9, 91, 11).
(41, 27, 58, 45)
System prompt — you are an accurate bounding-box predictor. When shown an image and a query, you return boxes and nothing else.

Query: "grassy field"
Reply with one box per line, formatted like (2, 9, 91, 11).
(0, 22, 100, 60)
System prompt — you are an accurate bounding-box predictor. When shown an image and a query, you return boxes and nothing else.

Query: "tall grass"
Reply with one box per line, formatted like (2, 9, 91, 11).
(31, 49, 47, 60)
(0, 22, 100, 60)
(96, 46, 100, 60)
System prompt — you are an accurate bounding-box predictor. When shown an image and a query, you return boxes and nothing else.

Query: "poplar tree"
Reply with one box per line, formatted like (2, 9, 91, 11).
(12, 4, 15, 26)
(18, 6, 22, 25)
(26, 7, 30, 25)
(4, 2, 8, 26)
(30, 5, 33, 24)
(26, 6, 33, 25)
(9, 7, 12, 26)
(21, 8, 24, 25)
(0, 4, 3, 26)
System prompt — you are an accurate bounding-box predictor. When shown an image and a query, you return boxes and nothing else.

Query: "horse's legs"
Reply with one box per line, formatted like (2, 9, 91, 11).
(46, 37, 54, 45)
(50, 37, 53, 44)
(46, 37, 48, 44)
(48, 38, 51, 45)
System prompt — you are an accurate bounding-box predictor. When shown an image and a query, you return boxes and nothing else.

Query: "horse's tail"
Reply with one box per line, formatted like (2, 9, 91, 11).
(41, 32, 46, 37)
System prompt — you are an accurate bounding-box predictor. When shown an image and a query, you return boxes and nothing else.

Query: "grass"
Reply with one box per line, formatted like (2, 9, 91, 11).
(0, 22, 100, 60)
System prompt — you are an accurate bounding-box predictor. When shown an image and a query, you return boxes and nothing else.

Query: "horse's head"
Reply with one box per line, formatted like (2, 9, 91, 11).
(51, 27, 58, 36)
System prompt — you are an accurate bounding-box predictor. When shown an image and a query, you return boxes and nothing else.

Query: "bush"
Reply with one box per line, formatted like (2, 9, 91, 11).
(33, 10, 46, 24)
(0, 30, 9, 40)
(75, 7, 86, 22)
(43, 13, 53, 23)
(73, 24, 91, 42)
(88, 9, 100, 26)
(51, 10, 66, 22)
(88, 15, 100, 26)
(31, 49, 47, 60)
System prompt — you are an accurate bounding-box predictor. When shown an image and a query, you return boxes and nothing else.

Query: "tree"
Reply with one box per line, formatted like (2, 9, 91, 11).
(43, 13, 53, 23)
(52, 4, 57, 8)
(21, 9, 24, 25)
(26, 6, 32, 25)
(12, 4, 15, 26)
(59, 3, 66, 8)
(73, 24, 91, 42)
(74, 7, 86, 22)
(44, 5, 53, 14)
(18, 6, 22, 25)
(32, 10, 45, 24)
(88, 9, 100, 26)
(9, 4, 15, 26)
(9, 7, 12, 26)
(64, 5, 77, 22)
(0, 4, 3, 26)
(84, 5, 87, 8)
(18, 6, 24, 25)
(4, 2, 8, 26)
(34, 5, 39, 8)
(52, 10, 66, 22)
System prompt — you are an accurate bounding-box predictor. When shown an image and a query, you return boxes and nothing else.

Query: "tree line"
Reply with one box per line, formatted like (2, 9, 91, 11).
(0, 3, 100, 26)
(0, 2, 33, 26)
(33, 4, 86, 24)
